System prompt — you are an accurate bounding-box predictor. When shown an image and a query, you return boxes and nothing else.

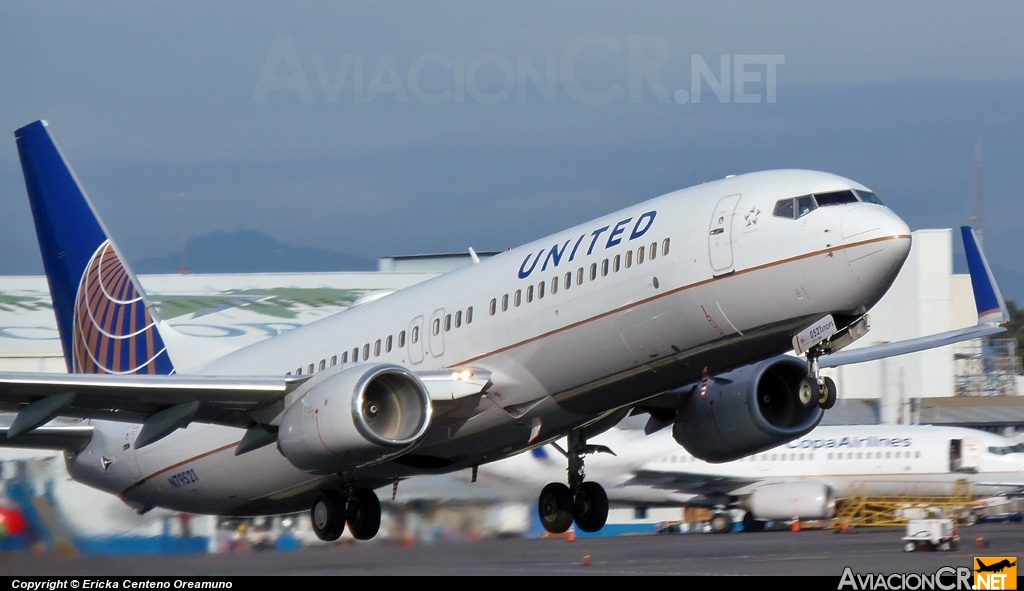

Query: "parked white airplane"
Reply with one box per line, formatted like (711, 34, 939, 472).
(480, 424, 1024, 533)
(0, 120, 1007, 541)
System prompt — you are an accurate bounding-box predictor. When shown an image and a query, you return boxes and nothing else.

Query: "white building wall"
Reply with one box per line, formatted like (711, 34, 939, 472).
(822, 229, 973, 422)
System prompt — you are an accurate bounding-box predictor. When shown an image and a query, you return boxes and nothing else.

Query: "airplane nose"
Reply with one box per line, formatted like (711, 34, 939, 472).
(841, 205, 912, 285)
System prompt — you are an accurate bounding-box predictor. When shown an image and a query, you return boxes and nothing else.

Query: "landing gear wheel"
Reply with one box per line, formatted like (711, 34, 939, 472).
(573, 482, 609, 533)
(798, 377, 820, 409)
(311, 490, 346, 541)
(710, 512, 733, 534)
(346, 488, 381, 540)
(819, 376, 837, 410)
(538, 483, 574, 534)
(742, 511, 765, 532)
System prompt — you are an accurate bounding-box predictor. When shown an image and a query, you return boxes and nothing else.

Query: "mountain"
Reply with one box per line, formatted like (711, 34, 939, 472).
(132, 230, 375, 274)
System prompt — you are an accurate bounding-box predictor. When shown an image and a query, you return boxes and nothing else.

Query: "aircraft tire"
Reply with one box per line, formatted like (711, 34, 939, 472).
(710, 512, 733, 534)
(347, 488, 381, 540)
(311, 490, 346, 541)
(538, 483, 574, 534)
(742, 511, 765, 532)
(819, 377, 837, 410)
(573, 482, 609, 533)
(798, 377, 820, 409)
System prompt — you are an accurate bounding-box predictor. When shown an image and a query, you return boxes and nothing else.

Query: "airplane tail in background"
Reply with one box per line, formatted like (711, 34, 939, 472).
(14, 120, 175, 375)
(961, 226, 1010, 325)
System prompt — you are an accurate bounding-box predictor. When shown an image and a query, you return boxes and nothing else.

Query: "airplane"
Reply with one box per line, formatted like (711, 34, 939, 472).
(0, 119, 1008, 542)
(478, 423, 1024, 533)
(976, 558, 1017, 574)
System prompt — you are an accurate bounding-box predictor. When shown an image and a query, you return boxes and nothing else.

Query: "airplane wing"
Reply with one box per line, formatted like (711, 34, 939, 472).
(819, 226, 1008, 369)
(624, 468, 760, 496)
(0, 373, 305, 450)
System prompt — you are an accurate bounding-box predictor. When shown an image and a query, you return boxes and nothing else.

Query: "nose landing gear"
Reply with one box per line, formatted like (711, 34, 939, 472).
(800, 352, 837, 410)
(310, 480, 382, 541)
(537, 430, 611, 534)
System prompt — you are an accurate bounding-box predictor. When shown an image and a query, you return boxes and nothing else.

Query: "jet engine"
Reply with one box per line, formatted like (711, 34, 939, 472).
(278, 364, 432, 474)
(672, 356, 822, 462)
(740, 481, 836, 521)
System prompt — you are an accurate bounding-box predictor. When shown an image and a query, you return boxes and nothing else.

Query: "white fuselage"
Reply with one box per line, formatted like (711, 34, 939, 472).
(65, 170, 912, 515)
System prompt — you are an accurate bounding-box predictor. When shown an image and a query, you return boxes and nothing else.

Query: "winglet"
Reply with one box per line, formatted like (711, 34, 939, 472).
(961, 226, 1009, 325)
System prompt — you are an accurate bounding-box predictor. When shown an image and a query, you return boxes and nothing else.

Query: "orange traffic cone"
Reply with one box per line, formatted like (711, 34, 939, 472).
(566, 527, 576, 542)
(790, 516, 801, 532)
(582, 550, 591, 566)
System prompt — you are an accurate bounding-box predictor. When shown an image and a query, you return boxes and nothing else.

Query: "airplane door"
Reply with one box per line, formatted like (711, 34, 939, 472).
(121, 423, 142, 479)
(408, 316, 424, 364)
(428, 308, 445, 357)
(951, 438, 981, 473)
(708, 193, 742, 275)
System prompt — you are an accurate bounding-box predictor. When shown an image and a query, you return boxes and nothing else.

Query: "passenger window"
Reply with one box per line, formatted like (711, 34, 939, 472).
(649, 243, 657, 260)
(319, 360, 326, 371)
(526, 285, 534, 303)
(565, 272, 572, 290)
(612, 255, 620, 272)
(432, 318, 440, 336)
(490, 298, 497, 316)
(362, 344, 370, 360)
(330, 355, 337, 367)
(538, 281, 545, 299)
(637, 246, 645, 264)
(625, 250, 632, 268)
(662, 238, 670, 256)
(374, 340, 381, 357)
(590, 263, 597, 281)
(773, 198, 795, 219)
(551, 277, 558, 295)
(577, 267, 584, 285)
(466, 307, 473, 324)
(386, 335, 393, 352)
(502, 294, 509, 311)
(286, 371, 291, 376)
(601, 259, 609, 276)
(455, 310, 462, 328)
(412, 326, 419, 344)
(514, 290, 521, 307)
(399, 331, 406, 348)
(296, 367, 302, 376)
(342, 351, 348, 363)
(353, 347, 360, 362)
(308, 363, 315, 374)
(444, 314, 451, 332)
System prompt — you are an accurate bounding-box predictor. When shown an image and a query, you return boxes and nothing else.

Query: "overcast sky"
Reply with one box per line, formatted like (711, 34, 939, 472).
(2, 2, 1024, 295)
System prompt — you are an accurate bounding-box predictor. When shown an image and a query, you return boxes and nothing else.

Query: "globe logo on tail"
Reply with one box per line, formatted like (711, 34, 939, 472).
(72, 240, 172, 374)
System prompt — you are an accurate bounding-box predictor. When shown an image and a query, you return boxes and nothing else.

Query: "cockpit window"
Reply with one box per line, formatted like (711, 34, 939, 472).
(796, 195, 816, 218)
(773, 198, 795, 219)
(773, 195, 817, 220)
(814, 190, 859, 207)
(856, 190, 884, 205)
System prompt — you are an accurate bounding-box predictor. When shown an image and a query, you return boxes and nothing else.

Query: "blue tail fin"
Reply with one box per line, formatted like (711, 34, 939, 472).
(14, 120, 175, 375)
(961, 226, 1010, 325)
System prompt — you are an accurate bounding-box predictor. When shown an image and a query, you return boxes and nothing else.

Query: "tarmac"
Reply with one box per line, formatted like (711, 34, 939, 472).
(2, 522, 1022, 577)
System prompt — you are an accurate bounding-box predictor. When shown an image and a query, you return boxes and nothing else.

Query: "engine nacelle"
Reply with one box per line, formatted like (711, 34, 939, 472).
(278, 364, 432, 474)
(672, 356, 822, 462)
(740, 481, 836, 521)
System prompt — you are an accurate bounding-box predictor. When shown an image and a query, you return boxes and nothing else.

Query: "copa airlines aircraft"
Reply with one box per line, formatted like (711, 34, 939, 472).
(0, 120, 1008, 541)
(483, 424, 1024, 533)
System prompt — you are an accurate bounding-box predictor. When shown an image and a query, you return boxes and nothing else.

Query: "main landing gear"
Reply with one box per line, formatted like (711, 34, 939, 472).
(537, 430, 611, 534)
(311, 482, 382, 541)
(798, 350, 837, 411)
